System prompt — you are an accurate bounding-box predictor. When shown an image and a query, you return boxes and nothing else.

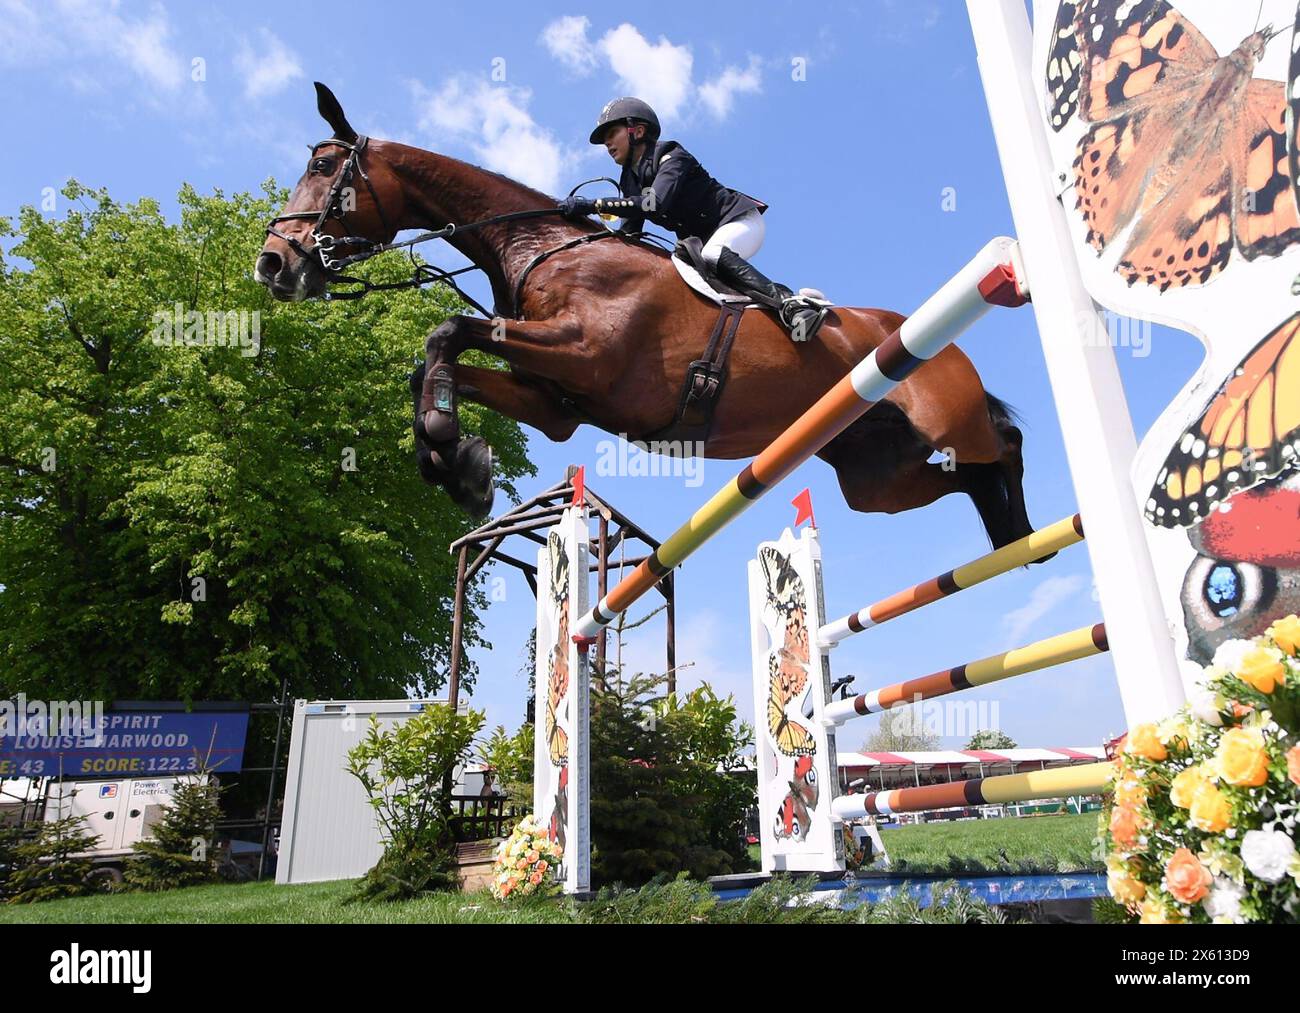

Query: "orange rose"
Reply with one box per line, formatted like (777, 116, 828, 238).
(1170, 765, 1211, 810)
(1127, 723, 1168, 762)
(1110, 804, 1144, 849)
(1114, 773, 1147, 809)
(1236, 648, 1285, 694)
(1268, 615, 1300, 656)
(1189, 783, 1231, 833)
(1287, 745, 1300, 788)
(1164, 848, 1212, 904)
(1215, 727, 1269, 788)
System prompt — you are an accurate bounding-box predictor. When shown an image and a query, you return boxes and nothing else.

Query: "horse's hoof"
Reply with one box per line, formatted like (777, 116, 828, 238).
(419, 409, 459, 445)
(415, 445, 451, 485)
(444, 437, 495, 519)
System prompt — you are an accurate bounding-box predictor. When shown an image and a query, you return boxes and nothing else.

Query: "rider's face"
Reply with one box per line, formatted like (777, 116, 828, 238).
(603, 124, 645, 166)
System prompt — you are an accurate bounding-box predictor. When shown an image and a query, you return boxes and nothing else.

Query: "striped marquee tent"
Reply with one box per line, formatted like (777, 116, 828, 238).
(837, 747, 1108, 791)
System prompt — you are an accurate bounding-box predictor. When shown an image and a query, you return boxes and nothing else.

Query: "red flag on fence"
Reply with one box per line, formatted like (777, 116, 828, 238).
(791, 488, 816, 529)
(571, 466, 586, 507)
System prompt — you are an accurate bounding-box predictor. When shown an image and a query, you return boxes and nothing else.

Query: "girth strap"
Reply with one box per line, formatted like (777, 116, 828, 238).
(642, 301, 746, 448)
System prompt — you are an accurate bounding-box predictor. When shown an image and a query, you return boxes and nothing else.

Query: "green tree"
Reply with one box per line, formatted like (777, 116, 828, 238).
(345, 703, 485, 900)
(0, 181, 533, 704)
(6, 813, 101, 904)
(967, 729, 1016, 750)
(589, 671, 752, 886)
(124, 775, 223, 892)
(480, 722, 534, 808)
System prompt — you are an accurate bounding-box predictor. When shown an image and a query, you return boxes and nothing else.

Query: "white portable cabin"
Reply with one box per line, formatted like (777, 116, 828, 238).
(276, 698, 471, 885)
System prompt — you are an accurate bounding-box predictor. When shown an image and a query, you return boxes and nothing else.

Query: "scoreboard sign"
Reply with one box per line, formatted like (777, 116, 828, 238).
(0, 703, 249, 779)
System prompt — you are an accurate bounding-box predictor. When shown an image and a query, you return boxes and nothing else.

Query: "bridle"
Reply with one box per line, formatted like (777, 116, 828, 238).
(265, 135, 393, 275)
(264, 137, 657, 315)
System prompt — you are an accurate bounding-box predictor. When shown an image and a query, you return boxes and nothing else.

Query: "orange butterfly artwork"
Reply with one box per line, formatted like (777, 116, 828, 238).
(1046, 0, 1300, 290)
(544, 532, 571, 767)
(1146, 311, 1300, 527)
(757, 546, 816, 759)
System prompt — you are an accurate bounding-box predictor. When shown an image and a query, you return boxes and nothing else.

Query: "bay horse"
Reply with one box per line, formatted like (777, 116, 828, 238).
(256, 84, 1034, 549)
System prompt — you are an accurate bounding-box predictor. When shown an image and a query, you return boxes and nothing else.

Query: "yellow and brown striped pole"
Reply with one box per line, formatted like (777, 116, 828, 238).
(831, 760, 1114, 819)
(818, 514, 1084, 645)
(574, 237, 1028, 640)
(822, 623, 1108, 723)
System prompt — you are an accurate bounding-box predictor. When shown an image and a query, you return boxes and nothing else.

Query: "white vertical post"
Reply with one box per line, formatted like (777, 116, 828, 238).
(967, 0, 1185, 725)
(533, 506, 591, 893)
(748, 526, 844, 874)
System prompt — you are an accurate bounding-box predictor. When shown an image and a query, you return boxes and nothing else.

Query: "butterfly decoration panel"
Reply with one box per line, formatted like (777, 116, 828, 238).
(1036, 0, 1300, 681)
(747, 527, 843, 872)
(533, 507, 591, 893)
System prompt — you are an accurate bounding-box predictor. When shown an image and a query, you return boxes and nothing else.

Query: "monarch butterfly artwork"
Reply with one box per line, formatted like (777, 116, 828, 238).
(542, 531, 572, 849)
(1045, 0, 1300, 290)
(1145, 311, 1300, 528)
(757, 546, 817, 759)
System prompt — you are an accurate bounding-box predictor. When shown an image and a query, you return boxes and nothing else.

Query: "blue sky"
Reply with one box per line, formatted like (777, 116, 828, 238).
(1, 1, 1207, 750)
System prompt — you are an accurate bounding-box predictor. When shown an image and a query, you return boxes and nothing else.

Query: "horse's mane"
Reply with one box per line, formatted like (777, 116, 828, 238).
(381, 138, 675, 260)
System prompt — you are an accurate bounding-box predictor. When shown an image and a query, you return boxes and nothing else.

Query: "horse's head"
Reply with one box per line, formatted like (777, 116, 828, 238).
(256, 82, 408, 301)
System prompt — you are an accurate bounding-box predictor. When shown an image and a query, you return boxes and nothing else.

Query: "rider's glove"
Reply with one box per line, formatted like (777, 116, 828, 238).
(559, 196, 599, 218)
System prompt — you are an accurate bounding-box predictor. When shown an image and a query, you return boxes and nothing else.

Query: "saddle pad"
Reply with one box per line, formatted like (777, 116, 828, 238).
(669, 251, 831, 308)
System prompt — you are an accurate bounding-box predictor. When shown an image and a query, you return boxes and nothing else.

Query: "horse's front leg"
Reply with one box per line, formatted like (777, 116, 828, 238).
(413, 314, 587, 516)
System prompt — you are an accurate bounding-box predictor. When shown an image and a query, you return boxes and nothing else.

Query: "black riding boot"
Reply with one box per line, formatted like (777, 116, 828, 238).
(713, 247, 826, 342)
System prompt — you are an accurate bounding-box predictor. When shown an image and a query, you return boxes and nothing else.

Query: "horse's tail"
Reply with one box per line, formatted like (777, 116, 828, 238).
(955, 392, 1033, 551)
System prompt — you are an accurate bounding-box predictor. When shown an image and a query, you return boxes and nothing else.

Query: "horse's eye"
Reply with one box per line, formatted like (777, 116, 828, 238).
(312, 159, 332, 174)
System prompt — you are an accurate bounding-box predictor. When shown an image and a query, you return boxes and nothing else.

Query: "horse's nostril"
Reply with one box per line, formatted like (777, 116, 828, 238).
(256, 252, 283, 280)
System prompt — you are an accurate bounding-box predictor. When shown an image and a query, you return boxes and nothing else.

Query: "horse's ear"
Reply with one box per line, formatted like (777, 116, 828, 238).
(314, 82, 357, 143)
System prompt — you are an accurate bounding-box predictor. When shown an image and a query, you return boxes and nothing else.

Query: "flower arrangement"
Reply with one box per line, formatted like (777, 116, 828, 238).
(490, 815, 563, 901)
(1102, 614, 1300, 923)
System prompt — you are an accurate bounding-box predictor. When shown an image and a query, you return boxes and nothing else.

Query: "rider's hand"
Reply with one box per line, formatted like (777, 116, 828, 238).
(559, 196, 598, 219)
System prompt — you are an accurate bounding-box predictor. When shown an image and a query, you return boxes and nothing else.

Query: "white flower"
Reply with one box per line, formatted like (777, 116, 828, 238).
(1211, 639, 1257, 675)
(1182, 671, 1224, 727)
(1202, 877, 1245, 923)
(1240, 829, 1297, 884)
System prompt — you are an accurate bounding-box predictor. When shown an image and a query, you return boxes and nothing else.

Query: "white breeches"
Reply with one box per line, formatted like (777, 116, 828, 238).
(701, 208, 765, 266)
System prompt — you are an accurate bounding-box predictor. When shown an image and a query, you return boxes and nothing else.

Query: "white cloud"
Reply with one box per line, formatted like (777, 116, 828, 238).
(412, 76, 579, 196)
(539, 15, 597, 76)
(0, 0, 59, 65)
(999, 574, 1088, 647)
(233, 28, 302, 101)
(55, 0, 186, 91)
(698, 55, 762, 119)
(597, 23, 693, 120)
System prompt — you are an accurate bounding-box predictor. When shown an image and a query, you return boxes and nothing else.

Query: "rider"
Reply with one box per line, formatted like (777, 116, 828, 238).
(560, 97, 826, 342)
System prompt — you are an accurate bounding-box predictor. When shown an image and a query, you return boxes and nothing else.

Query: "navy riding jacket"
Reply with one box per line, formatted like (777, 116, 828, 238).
(616, 140, 765, 240)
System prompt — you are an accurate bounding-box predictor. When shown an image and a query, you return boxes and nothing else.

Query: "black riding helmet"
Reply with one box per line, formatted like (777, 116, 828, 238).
(588, 97, 660, 145)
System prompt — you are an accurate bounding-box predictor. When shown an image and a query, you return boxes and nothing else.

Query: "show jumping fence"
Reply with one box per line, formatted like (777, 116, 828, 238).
(529, 1, 1199, 888)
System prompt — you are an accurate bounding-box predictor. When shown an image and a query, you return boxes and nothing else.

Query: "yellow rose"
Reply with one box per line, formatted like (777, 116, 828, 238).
(1268, 615, 1300, 656)
(1127, 723, 1168, 762)
(1170, 765, 1211, 810)
(1139, 897, 1183, 924)
(1108, 871, 1146, 907)
(1214, 727, 1269, 787)
(1189, 783, 1231, 833)
(1236, 647, 1285, 694)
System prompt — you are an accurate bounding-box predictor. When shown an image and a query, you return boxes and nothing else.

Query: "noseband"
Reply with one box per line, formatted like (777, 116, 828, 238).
(266, 135, 395, 274)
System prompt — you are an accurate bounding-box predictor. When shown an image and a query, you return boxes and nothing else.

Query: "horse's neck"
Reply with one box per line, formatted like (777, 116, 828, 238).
(387, 142, 586, 315)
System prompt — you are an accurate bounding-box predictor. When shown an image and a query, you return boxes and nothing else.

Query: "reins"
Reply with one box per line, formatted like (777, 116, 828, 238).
(267, 145, 637, 317)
